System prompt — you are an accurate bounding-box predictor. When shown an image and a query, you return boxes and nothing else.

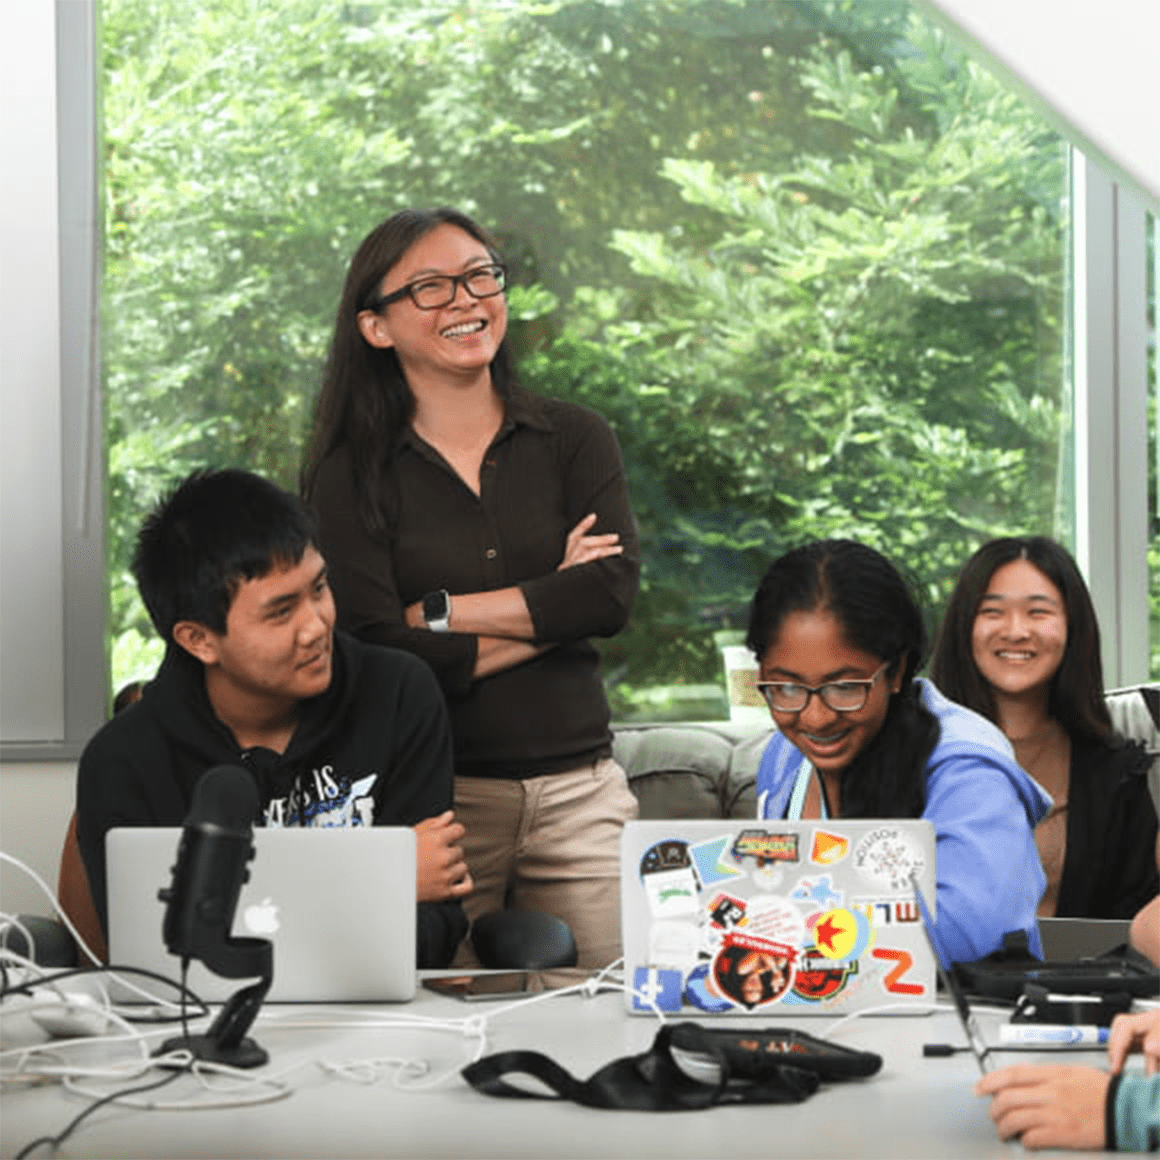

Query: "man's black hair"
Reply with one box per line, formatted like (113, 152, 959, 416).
(133, 468, 318, 641)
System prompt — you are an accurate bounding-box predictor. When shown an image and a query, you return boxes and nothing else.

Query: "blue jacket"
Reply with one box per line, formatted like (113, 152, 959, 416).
(756, 678, 1050, 964)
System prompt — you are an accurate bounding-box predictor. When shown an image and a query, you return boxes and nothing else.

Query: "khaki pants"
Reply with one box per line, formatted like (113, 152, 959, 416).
(453, 758, 638, 973)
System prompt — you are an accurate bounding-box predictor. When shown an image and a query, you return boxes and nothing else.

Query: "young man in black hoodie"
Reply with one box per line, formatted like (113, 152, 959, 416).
(76, 469, 470, 966)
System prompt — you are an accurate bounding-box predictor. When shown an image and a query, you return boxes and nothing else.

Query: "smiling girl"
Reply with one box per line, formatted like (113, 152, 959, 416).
(750, 539, 1049, 964)
(930, 537, 1158, 919)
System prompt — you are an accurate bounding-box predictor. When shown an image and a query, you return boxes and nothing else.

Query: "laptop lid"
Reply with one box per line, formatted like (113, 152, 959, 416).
(107, 827, 416, 1003)
(620, 818, 937, 1016)
(912, 872, 991, 1073)
(1038, 917, 1132, 962)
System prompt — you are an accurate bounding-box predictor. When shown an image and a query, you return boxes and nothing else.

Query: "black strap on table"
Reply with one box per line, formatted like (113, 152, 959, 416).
(462, 1022, 822, 1111)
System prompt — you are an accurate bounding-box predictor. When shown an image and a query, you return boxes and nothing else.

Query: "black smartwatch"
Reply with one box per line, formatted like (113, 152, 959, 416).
(421, 589, 451, 632)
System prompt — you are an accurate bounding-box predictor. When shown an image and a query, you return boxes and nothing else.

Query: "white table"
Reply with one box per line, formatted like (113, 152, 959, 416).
(1, 986, 1113, 1159)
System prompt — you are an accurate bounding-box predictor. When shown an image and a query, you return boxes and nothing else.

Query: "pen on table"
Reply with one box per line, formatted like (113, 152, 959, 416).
(997, 1024, 1109, 1046)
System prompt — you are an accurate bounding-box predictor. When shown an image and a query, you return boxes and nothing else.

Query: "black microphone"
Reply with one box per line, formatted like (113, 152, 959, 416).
(158, 765, 272, 1068)
(160, 764, 260, 973)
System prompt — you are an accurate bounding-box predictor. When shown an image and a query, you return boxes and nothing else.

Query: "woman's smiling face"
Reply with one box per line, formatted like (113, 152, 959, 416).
(759, 608, 901, 775)
(357, 222, 507, 383)
(971, 559, 1067, 702)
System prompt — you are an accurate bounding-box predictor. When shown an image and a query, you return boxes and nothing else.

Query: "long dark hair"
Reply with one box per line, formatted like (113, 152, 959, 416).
(301, 207, 517, 534)
(746, 539, 938, 818)
(929, 536, 1112, 743)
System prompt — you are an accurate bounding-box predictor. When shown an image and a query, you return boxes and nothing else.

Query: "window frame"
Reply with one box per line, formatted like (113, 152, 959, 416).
(1072, 153, 1151, 686)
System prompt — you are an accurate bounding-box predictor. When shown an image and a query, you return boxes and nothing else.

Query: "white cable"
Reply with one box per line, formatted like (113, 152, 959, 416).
(0, 852, 102, 966)
(0, 1024, 175, 1080)
(62, 1056, 293, 1111)
(0, 851, 193, 1011)
(586, 955, 625, 992)
(0, 912, 39, 964)
(820, 1000, 951, 1038)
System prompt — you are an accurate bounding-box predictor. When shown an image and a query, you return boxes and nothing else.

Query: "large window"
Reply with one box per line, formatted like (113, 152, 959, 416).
(102, 0, 1075, 719)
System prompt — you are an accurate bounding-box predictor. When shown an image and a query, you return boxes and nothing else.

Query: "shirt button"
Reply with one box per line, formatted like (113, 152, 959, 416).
(485, 548, 497, 560)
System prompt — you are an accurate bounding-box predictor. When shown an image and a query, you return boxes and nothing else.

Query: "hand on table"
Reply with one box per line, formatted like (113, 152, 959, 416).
(974, 1064, 1110, 1151)
(558, 513, 622, 570)
(974, 1009, 1160, 1150)
(413, 810, 473, 903)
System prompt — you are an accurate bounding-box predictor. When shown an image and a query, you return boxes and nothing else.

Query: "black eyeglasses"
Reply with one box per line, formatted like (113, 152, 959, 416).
(756, 661, 892, 714)
(369, 263, 507, 312)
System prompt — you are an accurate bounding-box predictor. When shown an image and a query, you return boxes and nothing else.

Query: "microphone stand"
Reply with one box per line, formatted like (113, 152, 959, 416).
(159, 935, 273, 1069)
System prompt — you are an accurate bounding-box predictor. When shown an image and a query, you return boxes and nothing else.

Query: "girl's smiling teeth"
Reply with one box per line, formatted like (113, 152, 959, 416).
(803, 729, 850, 747)
(441, 319, 486, 338)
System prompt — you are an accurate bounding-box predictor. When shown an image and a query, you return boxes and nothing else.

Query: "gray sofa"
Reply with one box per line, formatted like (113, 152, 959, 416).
(612, 722, 770, 820)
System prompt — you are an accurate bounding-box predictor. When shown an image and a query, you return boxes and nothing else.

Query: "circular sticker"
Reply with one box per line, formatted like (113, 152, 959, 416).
(640, 839, 691, 877)
(853, 827, 926, 893)
(684, 962, 734, 1012)
(809, 907, 873, 961)
(709, 932, 796, 1010)
(744, 895, 806, 949)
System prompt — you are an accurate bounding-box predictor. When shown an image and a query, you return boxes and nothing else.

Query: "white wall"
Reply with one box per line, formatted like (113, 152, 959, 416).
(0, 1, 66, 743)
(0, 762, 77, 916)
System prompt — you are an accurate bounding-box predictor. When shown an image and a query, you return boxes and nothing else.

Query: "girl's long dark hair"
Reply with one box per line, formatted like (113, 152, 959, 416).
(746, 539, 939, 818)
(929, 537, 1112, 743)
(301, 207, 517, 534)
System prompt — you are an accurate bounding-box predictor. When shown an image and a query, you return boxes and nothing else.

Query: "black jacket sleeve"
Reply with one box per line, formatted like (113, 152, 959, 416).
(417, 901, 469, 969)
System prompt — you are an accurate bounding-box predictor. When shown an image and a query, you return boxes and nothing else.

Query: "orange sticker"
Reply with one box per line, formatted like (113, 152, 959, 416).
(870, 947, 925, 995)
(810, 830, 850, 865)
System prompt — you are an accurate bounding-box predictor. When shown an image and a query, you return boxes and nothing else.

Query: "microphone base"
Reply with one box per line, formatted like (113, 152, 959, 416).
(157, 1032, 268, 1070)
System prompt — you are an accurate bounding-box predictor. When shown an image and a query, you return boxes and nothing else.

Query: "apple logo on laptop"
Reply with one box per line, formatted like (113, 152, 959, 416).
(243, 897, 280, 936)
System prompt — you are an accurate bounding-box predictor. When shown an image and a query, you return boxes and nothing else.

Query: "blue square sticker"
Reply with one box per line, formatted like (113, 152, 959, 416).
(631, 967, 684, 1011)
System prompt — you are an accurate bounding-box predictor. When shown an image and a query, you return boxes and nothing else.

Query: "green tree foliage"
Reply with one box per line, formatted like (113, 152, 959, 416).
(102, 0, 1068, 713)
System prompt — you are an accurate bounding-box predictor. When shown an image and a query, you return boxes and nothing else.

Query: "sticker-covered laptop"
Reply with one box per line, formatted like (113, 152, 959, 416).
(620, 818, 936, 1016)
(107, 826, 416, 1003)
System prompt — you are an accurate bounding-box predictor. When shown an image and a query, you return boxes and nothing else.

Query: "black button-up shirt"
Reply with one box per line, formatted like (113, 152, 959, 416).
(312, 388, 640, 778)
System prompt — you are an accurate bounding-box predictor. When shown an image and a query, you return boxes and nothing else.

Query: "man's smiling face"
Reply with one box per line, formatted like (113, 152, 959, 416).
(194, 546, 336, 713)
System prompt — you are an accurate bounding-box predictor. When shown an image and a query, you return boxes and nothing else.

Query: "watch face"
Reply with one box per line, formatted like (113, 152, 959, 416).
(423, 590, 449, 624)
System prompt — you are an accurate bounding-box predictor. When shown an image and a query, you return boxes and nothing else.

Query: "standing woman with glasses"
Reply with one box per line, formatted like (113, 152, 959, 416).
(749, 539, 1049, 964)
(302, 208, 640, 971)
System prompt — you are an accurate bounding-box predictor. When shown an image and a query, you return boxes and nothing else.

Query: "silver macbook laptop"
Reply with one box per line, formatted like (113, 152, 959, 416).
(621, 818, 937, 1016)
(107, 826, 416, 1003)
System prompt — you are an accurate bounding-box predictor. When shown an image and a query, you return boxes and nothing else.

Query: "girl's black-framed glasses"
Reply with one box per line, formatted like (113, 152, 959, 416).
(369, 263, 507, 312)
(756, 660, 892, 714)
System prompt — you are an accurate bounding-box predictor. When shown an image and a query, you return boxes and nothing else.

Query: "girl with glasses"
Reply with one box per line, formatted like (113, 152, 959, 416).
(302, 208, 640, 974)
(929, 537, 1157, 920)
(749, 539, 1049, 964)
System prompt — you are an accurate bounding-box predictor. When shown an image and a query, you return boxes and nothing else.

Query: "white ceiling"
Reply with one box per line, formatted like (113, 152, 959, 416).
(925, 0, 1159, 215)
